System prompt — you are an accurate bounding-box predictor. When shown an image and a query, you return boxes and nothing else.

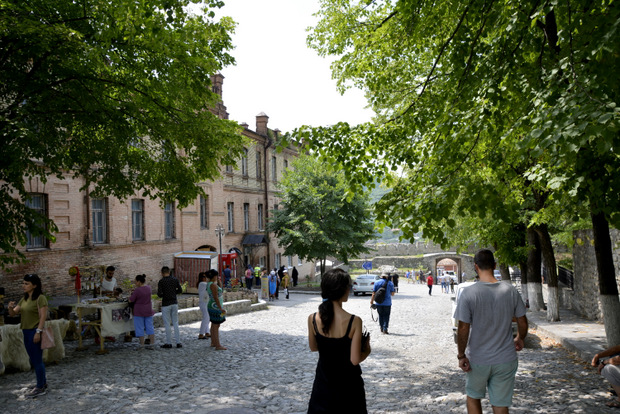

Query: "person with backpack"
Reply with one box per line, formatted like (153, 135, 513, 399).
(370, 273, 395, 334)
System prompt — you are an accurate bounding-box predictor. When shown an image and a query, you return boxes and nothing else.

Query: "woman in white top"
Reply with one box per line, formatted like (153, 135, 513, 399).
(197, 272, 211, 340)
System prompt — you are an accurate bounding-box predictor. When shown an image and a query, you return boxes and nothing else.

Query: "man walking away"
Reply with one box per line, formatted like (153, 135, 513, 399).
(370, 273, 395, 334)
(454, 249, 528, 414)
(157, 266, 183, 349)
(223, 265, 232, 288)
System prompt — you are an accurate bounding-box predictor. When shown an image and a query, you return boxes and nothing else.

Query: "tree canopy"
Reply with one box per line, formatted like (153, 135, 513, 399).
(300, 0, 620, 336)
(268, 154, 375, 275)
(1, 0, 245, 266)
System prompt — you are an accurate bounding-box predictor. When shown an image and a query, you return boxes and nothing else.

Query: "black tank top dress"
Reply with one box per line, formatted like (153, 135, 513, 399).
(307, 314, 368, 414)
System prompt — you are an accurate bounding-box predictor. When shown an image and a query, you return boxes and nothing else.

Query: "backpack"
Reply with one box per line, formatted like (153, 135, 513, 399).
(374, 279, 388, 304)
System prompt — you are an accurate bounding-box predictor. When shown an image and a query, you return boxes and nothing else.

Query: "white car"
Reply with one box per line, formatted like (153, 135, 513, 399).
(352, 274, 380, 296)
(451, 281, 518, 343)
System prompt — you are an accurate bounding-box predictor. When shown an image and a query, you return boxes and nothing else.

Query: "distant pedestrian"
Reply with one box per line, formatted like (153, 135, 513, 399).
(427, 273, 434, 296)
(129, 274, 155, 349)
(277, 266, 285, 299)
(157, 266, 183, 349)
(7, 274, 48, 398)
(292, 266, 299, 287)
(307, 268, 370, 413)
(206, 269, 227, 350)
(197, 272, 211, 340)
(450, 278, 455, 294)
(392, 273, 399, 293)
(440, 274, 447, 294)
(371, 273, 395, 334)
(245, 266, 254, 290)
(454, 249, 528, 413)
(268, 270, 278, 301)
(223, 265, 232, 288)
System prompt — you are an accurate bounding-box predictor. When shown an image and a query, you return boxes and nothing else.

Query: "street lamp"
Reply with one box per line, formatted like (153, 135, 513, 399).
(215, 224, 225, 272)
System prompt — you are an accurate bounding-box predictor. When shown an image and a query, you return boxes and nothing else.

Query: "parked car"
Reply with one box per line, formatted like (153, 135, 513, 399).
(493, 269, 502, 280)
(450, 281, 518, 343)
(352, 274, 381, 296)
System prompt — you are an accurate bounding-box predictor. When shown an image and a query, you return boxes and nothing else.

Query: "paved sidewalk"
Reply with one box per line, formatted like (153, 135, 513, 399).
(527, 307, 609, 363)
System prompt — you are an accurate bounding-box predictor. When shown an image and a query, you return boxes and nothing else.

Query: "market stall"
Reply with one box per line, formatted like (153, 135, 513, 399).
(73, 299, 133, 354)
(0, 319, 70, 374)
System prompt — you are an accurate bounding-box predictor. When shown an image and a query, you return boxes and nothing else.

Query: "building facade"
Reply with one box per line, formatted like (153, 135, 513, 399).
(0, 75, 314, 297)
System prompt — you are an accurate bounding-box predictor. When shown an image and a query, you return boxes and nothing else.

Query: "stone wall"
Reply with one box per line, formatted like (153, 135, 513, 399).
(570, 228, 620, 320)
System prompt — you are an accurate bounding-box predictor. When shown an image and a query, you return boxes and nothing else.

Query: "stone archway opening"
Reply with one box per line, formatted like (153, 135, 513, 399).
(435, 258, 462, 282)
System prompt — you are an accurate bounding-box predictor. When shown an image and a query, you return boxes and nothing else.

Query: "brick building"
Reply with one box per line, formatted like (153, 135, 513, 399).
(0, 74, 314, 298)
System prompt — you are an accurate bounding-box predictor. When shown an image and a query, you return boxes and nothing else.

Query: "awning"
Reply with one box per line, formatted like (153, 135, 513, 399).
(242, 234, 268, 245)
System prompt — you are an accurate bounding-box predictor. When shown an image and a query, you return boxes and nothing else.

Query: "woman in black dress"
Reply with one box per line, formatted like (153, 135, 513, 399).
(307, 269, 371, 413)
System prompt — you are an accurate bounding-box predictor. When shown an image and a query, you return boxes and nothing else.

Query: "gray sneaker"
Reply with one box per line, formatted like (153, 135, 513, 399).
(26, 387, 47, 398)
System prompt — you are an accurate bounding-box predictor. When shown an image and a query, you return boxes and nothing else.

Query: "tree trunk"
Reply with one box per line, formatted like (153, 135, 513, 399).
(591, 211, 620, 347)
(527, 227, 545, 311)
(498, 262, 510, 281)
(519, 260, 529, 308)
(534, 224, 560, 321)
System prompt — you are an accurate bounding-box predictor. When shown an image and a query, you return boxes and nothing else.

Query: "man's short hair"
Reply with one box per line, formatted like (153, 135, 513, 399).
(474, 249, 495, 271)
(161, 266, 170, 274)
(106, 266, 115, 272)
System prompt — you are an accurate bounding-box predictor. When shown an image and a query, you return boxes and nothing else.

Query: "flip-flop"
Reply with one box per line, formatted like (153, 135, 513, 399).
(606, 400, 620, 408)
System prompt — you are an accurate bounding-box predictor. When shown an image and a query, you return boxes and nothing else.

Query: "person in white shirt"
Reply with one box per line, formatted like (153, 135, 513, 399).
(101, 266, 117, 294)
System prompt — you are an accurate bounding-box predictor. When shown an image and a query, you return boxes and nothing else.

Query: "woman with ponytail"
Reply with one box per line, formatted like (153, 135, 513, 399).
(307, 269, 371, 413)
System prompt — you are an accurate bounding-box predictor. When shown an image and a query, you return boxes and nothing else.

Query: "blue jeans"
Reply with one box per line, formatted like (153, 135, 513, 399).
(161, 304, 180, 345)
(23, 329, 46, 388)
(376, 305, 391, 331)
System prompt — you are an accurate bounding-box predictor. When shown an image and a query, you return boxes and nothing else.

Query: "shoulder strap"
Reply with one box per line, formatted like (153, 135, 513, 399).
(312, 312, 319, 334)
(345, 315, 355, 336)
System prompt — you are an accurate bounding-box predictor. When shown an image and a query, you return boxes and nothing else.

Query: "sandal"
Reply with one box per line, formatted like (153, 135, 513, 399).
(606, 400, 620, 408)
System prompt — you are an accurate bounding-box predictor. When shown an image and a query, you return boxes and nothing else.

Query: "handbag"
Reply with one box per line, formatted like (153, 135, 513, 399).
(40, 327, 55, 349)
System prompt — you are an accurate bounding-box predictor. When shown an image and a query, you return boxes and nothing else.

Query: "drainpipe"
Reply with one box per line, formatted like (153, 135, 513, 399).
(263, 134, 272, 271)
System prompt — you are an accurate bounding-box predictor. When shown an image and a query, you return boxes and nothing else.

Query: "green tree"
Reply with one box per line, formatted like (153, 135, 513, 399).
(268, 154, 375, 277)
(1, 0, 245, 266)
(302, 0, 620, 343)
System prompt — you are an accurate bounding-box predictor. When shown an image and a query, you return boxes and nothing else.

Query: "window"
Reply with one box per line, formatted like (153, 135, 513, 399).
(225, 164, 233, 173)
(271, 156, 277, 181)
(284, 159, 288, 170)
(241, 148, 248, 176)
(256, 151, 262, 179)
(243, 203, 250, 231)
(274, 204, 279, 210)
(275, 253, 281, 269)
(91, 198, 108, 244)
(25, 194, 47, 248)
(227, 202, 234, 232)
(298, 256, 303, 266)
(131, 199, 144, 241)
(200, 195, 209, 229)
(288, 255, 293, 267)
(257, 204, 264, 230)
(259, 256, 266, 268)
(164, 202, 175, 239)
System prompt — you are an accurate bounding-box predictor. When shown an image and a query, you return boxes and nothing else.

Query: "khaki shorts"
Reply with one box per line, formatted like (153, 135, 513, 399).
(466, 359, 519, 407)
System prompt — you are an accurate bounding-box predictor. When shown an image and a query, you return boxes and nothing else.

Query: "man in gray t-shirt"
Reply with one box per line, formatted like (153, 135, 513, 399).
(454, 249, 528, 414)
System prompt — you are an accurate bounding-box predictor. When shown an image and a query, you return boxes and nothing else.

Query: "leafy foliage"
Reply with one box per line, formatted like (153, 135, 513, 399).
(300, 0, 620, 257)
(0, 0, 245, 266)
(268, 154, 375, 273)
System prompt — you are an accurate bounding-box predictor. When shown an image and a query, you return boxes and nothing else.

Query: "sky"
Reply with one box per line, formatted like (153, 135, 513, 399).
(214, 0, 374, 133)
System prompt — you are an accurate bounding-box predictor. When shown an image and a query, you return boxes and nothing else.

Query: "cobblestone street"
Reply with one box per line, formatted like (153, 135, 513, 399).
(0, 283, 615, 413)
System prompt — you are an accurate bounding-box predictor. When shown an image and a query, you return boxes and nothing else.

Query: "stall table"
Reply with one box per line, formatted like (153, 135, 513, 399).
(73, 301, 133, 354)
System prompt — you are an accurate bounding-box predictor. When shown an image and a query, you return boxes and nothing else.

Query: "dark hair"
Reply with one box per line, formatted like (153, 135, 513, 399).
(161, 266, 170, 274)
(196, 272, 208, 288)
(318, 269, 352, 335)
(135, 274, 146, 284)
(23, 274, 42, 301)
(106, 266, 115, 272)
(207, 269, 218, 280)
(474, 249, 495, 271)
